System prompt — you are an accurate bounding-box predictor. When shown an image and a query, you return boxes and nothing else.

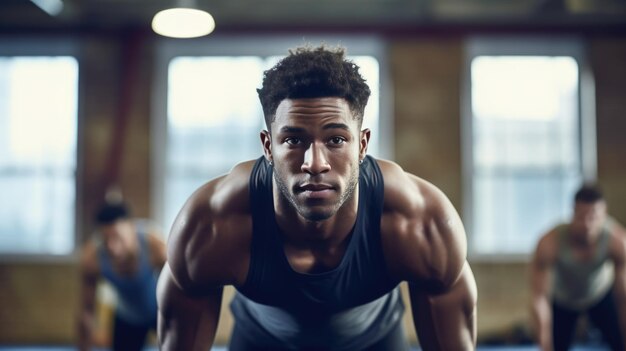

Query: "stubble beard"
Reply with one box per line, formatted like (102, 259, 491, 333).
(273, 164, 360, 223)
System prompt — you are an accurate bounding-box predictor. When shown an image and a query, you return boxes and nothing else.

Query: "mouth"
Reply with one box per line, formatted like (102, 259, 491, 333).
(296, 183, 336, 199)
(299, 183, 333, 191)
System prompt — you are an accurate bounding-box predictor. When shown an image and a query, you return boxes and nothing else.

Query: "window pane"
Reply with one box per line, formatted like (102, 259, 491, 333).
(165, 56, 267, 230)
(470, 55, 582, 255)
(0, 56, 78, 255)
(351, 55, 380, 157)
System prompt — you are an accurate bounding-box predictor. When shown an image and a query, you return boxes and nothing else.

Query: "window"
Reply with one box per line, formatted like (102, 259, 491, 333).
(0, 44, 79, 255)
(153, 36, 390, 234)
(463, 38, 595, 258)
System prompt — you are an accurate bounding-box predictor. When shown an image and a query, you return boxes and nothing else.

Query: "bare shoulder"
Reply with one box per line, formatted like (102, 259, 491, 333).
(377, 159, 467, 290)
(167, 160, 256, 293)
(532, 228, 559, 267)
(145, 231, 167, 268)
(608, 219, 626, 263)
(376, 159, 425, 216)
(377, 159, 454, 217)
(609, 217, 626, 238)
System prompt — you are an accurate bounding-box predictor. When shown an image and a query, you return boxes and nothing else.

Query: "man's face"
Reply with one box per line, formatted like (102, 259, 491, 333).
(570, 200, 607, 239)
(101, 219, 135, 258)
(261, 97, 370, 222)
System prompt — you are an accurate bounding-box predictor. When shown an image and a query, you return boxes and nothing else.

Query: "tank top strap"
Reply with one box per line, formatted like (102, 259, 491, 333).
(359, 155, 384, 218)
(556, 224, 570, 259)
(136, 226, 152, 271)
(595, 221, 611, 260)
(242, 157, 278, 291)
(356, 155, 385, 251)
(556, 222, 611, 263)
(248, 157, 275, 237)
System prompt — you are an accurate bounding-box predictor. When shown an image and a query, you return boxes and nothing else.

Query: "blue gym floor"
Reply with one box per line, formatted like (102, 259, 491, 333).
(0, 346, 612, 350)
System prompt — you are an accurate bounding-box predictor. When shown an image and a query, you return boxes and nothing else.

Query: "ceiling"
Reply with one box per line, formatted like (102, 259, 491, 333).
(1, 0, 626, 34)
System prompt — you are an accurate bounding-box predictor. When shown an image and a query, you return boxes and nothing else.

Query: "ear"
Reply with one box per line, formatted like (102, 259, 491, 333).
(260, 130, 273, 163)
(359, 128, 371, 162)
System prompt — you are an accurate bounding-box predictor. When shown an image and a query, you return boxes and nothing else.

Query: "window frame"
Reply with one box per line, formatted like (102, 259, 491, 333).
(0, 37, 82, 262)
(461, 36, 597, 262)
(151, 34, 392, 237)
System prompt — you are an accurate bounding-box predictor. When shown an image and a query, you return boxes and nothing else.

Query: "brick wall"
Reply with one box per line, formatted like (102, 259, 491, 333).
(1, 35, 624, 347)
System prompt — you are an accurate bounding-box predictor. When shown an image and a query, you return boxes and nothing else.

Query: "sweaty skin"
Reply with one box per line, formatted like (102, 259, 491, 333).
(158, 97, 477, 350)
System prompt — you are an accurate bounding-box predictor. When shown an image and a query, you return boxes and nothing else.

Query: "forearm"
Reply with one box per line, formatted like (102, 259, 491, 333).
(77, 279, 96, 351)
(619, 299, 626, 348)
(157, 265, 223, 351)
(531, 295, 552, 351)
(77, 311, 94, 351)
(614, 283, 626, 347)
(611, 232, 626, 348)
(411, 263, 477, 351)
(159, 302, 221, 351)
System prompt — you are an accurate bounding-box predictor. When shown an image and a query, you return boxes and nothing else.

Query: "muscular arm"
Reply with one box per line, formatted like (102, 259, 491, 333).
(157, 264, 223, 351)
(157, 188, 225, 351)
(530, 232, 556, 351)
(610, 223, 626, 348)
(146, 231, 167, 269)
(157, 162, 252, 351)
(406, 194, 477, 351)
(77, 243, 98, 351)
(380, 163, 477, 350)
(409, 262, 477, 350)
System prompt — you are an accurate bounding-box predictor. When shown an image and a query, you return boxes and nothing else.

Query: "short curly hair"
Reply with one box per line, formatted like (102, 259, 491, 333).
(95, 201, 130, 226)
(574, 184, 604, 204)
(257, 45, 371, 129)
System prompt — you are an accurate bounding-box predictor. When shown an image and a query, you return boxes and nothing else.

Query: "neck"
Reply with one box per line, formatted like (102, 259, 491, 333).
(274, 187, 359, 249)
(568, 227, 601, 247)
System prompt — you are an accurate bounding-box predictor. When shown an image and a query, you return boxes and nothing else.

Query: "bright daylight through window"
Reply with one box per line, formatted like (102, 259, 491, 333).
(0, 56, 78, 255)
(468, 55, 584, 256)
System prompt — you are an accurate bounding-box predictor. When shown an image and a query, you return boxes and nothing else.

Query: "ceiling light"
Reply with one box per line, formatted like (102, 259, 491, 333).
(152, 0, 215, 39)
(30, 0, 64, 16)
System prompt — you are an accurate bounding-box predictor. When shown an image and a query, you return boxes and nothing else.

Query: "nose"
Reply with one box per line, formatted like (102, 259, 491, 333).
(584, 214, 599, 228)
(301, 141, 331, 175)
(106, 237, 122, 256)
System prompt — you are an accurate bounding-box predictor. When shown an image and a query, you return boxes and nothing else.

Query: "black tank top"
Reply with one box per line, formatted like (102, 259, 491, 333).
(231, 156, 404, 350)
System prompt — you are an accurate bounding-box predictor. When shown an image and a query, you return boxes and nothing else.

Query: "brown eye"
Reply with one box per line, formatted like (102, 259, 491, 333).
(330, 137, 346, 145)
(285, 137, 301, 145)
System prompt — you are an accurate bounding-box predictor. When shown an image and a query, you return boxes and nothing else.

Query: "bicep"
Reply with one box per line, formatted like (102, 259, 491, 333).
(614, 263, 626, 299)
(531, 263, 551, 297)
(611, 234, 626, 296)
(394, 182, 468, 289)
(157, 264, 223, 351)
(417, 206, 467, 290)
(79, 249, 99, 311)
(419, 181, 468, 287)
(530, 238, 554, 297)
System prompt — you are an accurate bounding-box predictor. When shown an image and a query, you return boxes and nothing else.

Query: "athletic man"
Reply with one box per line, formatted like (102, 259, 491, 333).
(157, 45, 477, 350)
(531, 184, 626, 351)
(78, 200, 167, 351)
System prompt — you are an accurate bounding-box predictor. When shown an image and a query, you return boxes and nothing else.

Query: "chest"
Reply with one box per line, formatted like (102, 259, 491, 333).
(240, 221, 399, 311)
(556, 240, 608, 273)
(569, 244, 598, 262)
(109, 254, 141, 277)
(282, 241, 348, 274)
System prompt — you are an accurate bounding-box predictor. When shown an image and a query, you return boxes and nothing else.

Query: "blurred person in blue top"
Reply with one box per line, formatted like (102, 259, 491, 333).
(78, 194, 167, 351)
